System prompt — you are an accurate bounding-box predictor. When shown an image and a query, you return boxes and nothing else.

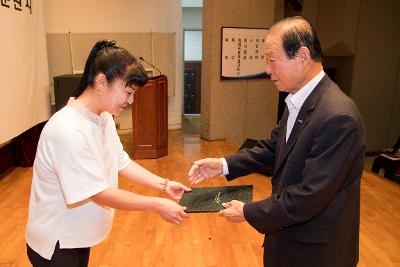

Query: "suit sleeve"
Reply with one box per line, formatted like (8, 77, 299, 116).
(243, 113, 363, 234)
(225, 124, 279, 181)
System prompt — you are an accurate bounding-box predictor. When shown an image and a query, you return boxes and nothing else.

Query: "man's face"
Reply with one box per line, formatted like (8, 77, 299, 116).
(264, 32, 304, 93)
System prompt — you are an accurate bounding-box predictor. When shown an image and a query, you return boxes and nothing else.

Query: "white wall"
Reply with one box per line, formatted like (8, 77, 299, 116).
(184, 31, 202, 61)
(44, 0, 184, 129)
(183, 7, 203, 61)
(182, 0, 203, 8)
(45, 0, 179, 33)
(182, 7, 203, 29)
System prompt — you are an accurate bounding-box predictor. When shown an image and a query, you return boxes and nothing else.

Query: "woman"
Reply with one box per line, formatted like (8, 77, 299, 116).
(25, 40, 190, 266)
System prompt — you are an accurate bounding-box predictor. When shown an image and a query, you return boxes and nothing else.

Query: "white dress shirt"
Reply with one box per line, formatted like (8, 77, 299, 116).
(285, 70, 325, 141)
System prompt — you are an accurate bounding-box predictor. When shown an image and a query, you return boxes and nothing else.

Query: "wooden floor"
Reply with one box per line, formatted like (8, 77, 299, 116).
(0, 130, 399, 267)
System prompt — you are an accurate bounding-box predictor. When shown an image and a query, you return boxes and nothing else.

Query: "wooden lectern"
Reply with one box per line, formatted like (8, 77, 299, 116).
(132, 75, 168, 159)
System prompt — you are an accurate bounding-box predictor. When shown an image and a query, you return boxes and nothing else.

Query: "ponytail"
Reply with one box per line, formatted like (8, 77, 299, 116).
(73, 40, 147, 97)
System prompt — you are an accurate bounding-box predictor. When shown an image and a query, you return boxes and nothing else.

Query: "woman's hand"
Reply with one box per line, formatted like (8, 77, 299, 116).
(156, 198, 188, 224)
(165, 181, 191, 200)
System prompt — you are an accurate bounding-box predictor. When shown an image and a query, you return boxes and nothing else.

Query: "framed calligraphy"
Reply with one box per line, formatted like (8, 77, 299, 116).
(221, 27, 270, 80)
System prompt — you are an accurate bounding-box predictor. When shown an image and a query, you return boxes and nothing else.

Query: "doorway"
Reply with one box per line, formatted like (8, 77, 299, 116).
(183, 30, 202, 115)
(182, 1, 203, 134)
(183, 29, 202, 134)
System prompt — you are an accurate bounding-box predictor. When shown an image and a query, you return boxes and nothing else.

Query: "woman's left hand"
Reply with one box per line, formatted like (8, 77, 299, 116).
(165, 181, 191, 200)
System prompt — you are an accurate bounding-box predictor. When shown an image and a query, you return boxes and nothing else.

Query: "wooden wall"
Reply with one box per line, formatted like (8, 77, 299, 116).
(201, 0, 282, 144)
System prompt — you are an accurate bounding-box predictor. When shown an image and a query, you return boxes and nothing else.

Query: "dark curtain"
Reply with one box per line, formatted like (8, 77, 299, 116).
(13, 121, 47, 167)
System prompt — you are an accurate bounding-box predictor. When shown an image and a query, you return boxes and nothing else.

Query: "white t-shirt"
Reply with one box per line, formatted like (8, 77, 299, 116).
(26, 98, 131, 260)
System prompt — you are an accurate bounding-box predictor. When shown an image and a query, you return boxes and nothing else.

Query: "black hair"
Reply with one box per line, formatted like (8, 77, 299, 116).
(73, 40, 148, 97)
(275, 16, 323, 62)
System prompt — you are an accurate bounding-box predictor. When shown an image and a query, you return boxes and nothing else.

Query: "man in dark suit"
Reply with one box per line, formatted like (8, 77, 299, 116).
(188, 16, 365, 267)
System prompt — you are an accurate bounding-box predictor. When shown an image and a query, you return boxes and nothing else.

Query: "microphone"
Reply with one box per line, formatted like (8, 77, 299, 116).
(139, 56, 162, 76)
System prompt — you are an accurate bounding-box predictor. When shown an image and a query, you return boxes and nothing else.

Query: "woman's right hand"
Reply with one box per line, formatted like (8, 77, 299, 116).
(156, 198, 188, 224)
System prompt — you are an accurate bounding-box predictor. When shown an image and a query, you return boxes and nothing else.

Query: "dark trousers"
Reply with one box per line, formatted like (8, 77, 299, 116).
(27, 241, 90, 267)
(371, 155, 400, 179)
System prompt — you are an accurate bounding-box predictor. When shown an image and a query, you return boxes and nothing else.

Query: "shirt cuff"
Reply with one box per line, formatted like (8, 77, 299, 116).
(220, 158, 229, 176)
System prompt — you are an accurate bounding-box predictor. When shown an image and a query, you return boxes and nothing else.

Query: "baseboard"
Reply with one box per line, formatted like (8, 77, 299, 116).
(168, 123, 181, 130)
(0, 141, 15, 175)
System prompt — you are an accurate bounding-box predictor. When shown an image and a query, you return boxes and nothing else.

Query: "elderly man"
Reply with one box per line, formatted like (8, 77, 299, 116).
(189, 16, 365, 267)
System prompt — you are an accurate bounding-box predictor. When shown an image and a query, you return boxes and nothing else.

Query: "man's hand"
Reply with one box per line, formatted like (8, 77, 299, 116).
(219, 200, 246, 223)
(165, 181, 191, 200)
(188, 158, 223, 184)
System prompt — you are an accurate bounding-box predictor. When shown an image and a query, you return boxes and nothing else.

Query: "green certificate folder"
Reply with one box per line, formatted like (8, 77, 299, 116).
(179, 185, 253, 213)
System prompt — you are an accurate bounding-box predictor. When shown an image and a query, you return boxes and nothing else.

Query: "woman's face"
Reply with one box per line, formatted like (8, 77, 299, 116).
(102, 78, 138, 115)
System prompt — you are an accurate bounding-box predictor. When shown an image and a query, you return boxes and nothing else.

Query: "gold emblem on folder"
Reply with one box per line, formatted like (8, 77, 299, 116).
(214, 192, 222, 204)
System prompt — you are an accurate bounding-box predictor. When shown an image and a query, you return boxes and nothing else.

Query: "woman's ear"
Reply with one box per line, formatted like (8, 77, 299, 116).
(94, 73, 107, 95)
(94, 73, 107, 89)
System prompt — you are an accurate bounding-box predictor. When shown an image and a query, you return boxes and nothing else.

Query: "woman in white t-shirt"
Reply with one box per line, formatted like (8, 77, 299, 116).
(25, 40, 191, 267)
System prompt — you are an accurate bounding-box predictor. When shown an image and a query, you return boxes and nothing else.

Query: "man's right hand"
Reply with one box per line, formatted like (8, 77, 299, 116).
(188, 158, 223, 184)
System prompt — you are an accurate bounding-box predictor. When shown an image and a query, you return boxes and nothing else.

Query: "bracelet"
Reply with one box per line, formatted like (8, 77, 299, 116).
(161, 178, 169, 193)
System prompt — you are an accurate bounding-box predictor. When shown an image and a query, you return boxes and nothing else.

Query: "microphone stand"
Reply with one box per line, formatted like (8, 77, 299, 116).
(139, 56, 162, 77)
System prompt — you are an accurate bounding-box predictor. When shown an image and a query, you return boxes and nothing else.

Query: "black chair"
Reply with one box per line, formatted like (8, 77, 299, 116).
(371, 136, 400, 179)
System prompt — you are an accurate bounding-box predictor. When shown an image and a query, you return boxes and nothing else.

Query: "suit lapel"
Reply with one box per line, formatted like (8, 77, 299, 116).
(275, 107, 288, 168)
(274, 75, 332, 173)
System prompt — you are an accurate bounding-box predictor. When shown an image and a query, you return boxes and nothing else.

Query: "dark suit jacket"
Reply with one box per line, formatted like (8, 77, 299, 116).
(225, 75, 366, 267)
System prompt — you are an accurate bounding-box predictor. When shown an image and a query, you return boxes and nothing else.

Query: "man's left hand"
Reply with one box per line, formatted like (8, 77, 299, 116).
(219, 200, 246, 223)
